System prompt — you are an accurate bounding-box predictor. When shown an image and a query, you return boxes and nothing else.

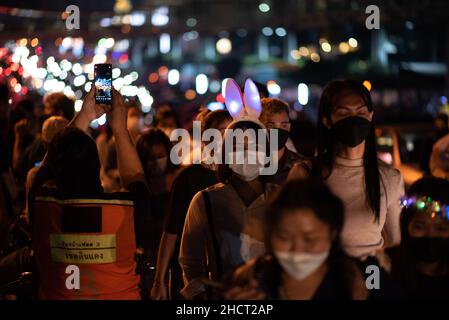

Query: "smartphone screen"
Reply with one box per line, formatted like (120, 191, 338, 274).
(94, 63, 112, 104)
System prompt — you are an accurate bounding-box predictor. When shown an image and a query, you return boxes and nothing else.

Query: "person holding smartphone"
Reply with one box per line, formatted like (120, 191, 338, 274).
(28, 84, 151, 299)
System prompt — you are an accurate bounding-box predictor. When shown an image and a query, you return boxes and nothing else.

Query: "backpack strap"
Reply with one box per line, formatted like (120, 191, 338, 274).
(201, 190, 223, 278)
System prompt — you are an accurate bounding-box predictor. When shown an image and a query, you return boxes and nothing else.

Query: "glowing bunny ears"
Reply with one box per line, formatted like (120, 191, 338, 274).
(225, 78, 262, 121)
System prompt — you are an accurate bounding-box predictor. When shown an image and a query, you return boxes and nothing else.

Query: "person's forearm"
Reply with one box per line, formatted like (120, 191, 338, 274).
(113, 126, 145, 187)
(69, 112, 90, 133)
(12, 136, 22, 171)
(153, 232, 178, 285)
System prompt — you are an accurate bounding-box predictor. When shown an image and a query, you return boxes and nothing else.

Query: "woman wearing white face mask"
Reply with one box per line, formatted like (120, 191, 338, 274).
(179, 79, 271, 300)
(224, 179, 368, 300)
(135, 128, 181, 298)
(179, 120, 269, 300)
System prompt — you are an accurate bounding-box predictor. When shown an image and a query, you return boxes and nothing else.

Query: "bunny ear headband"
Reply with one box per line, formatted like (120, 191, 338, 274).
(224, 78, 266, 129)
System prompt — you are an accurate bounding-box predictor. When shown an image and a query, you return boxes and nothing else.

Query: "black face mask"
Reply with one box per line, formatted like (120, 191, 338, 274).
(408, 237, 449, 263)
(270, 128, 290, 150)
(332, 116, 371, 148)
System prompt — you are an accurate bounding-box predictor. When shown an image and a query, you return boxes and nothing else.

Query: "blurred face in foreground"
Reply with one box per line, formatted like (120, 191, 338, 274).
(271, 209, 332, 254)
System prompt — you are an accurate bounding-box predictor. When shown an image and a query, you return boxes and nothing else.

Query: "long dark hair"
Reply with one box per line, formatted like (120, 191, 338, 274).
(259, 178, 360, 299)
(202, 109, 232, 132)
(315, 79, 381, 221)
(28, 127, 103, 228)
(44, 126, 102, 196)
(393, 177, 449, 294)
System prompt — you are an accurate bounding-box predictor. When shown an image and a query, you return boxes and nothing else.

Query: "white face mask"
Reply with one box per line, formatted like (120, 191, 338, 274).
(240, 233, 266, 262)
(229, 150, 266, 181)
(274, 250, 329, 280)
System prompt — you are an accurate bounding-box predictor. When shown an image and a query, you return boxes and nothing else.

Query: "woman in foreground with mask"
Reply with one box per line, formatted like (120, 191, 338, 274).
(224, 179, 368, 300)
(386, 177, 449, 299)
(179, 79, 271, 299)
(290, 80, 404, 262)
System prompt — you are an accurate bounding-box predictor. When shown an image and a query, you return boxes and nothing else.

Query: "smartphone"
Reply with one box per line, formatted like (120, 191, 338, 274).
(94, 63, 112, 104)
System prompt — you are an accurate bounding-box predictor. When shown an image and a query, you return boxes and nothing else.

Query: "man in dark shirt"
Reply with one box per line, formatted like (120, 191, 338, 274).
(259, 98, 310, 188)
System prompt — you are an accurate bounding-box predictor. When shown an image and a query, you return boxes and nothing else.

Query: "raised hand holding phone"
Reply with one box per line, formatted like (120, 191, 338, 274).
(108, 87, 128, 133)
(70, 86, 109, 132)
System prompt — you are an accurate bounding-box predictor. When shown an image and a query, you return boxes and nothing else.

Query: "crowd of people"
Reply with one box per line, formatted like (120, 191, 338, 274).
(0, 76, 448, 300)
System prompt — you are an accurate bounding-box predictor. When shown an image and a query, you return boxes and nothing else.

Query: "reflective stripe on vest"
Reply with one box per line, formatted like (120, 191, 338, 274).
(32, 196, 140, 300)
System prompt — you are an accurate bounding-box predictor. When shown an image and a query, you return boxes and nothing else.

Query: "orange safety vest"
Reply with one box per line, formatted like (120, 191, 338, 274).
(32, 196, 140, 300)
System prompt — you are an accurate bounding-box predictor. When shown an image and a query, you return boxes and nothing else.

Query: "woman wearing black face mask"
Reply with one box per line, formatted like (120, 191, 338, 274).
(290, 80, 404, 262)
(386, 177, 449, 299)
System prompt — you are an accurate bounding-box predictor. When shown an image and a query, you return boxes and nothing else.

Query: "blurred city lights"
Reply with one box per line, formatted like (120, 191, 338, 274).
(148, 73, 159, 83)
(297, 83, 309, 105)
(299, 46, 310, 57)
(275, 27, 287, 37)
(195, 74, 209, 94)
(221, 78, 229, 97)
(363, 80, 372, 91)
(183, 31, 199, 42)
(72, 63, 83, 75)
(290, 50, 301, 60)
(310, 53, 321, 62)
(168, 69, 180, 85)
(186, 18, 197, 27)
(30, 38, 39, 47)
(321, 42, 332, 52)
(216, 38, 232, 55)
(84, 82, 92, 92)
(259, 3, 270, 13)
(151, 6, 169, 26)
(112, 68, 121, 78)
(160, 33, 171, 54)
(348, 38, 358, 48)
(93, 54, 107, 64)
(74, 100, 83, 112)
(112, 78, 124, 90)
(73, 75, 86, 87)
(267, 80, 281, 95)
(185, 89, 196, 100)
(209, 80, 221, 93)
(262, 27, 273, 36)
(339, 42, 350, 53)
(137, 86, 153, 112)
(208, 102, 225, 111)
